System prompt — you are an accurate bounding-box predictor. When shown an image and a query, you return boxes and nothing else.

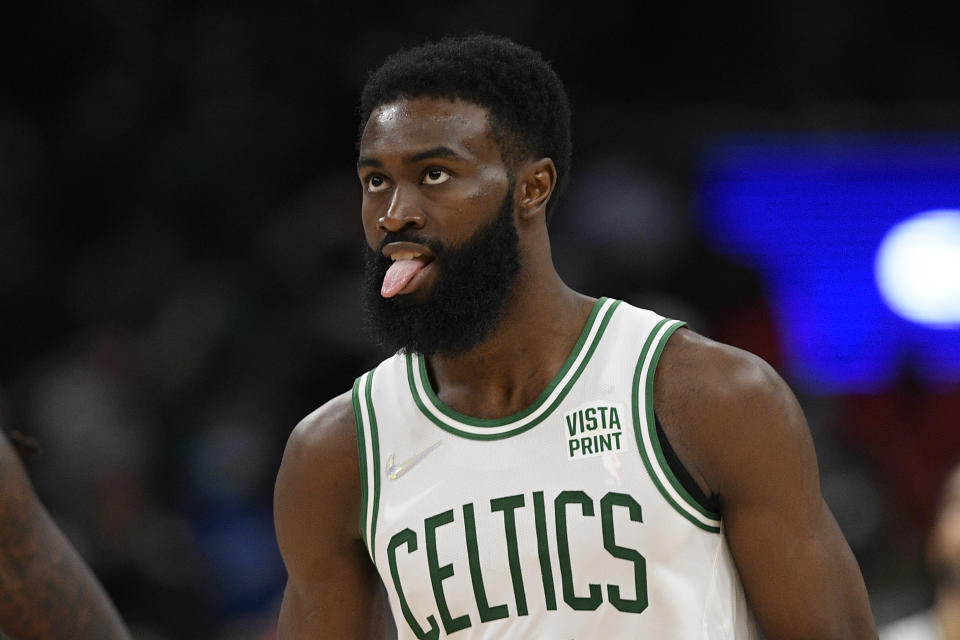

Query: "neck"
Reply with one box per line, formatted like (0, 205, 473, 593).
(424, 255, 595, 420)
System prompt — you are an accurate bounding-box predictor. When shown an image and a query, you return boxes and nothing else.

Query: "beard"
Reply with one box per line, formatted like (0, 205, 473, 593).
(361, 191, 521, 358)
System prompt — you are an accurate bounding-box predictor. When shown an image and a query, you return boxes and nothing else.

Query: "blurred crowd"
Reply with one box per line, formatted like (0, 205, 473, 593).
(2, 2, 960, 637)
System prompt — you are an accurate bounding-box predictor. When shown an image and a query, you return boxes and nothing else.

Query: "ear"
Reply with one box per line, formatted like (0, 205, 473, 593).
(516, 158, 557, 220)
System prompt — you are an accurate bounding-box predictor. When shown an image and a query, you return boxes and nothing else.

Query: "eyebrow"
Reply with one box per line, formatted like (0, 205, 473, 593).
(357, 145, 462, 170)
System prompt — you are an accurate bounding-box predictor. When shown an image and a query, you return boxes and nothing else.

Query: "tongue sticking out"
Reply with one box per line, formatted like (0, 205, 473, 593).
(381, 258, 427, 298)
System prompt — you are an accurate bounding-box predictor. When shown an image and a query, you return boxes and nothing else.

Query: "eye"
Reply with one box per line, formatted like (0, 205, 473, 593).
(366, 174, 390, 193)
(422, 168, 450, 185)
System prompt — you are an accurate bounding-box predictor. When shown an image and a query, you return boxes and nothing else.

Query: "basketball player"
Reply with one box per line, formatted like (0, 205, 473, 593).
(0, 421, 131, 638)
(273, 35, 877, 638)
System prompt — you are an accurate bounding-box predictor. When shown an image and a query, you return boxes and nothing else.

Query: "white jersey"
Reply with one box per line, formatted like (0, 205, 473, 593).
(352, 298, 759, 639)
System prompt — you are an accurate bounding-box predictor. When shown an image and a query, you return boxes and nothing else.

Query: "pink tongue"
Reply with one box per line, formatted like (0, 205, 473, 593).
(381, 259, 426, 298)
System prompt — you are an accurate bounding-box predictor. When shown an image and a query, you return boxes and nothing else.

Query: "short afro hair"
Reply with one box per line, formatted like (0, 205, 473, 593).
(358, 34, 573, 221)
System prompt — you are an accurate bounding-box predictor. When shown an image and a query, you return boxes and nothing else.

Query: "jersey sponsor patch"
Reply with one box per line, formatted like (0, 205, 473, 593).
(563, 401, 626, 460)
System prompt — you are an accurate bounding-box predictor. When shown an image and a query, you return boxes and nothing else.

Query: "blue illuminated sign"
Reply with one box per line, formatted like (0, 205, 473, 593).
(698, 135, 960, 392)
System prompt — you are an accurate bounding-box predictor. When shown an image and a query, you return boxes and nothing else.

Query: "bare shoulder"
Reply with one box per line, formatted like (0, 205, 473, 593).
(275, 389, 363, 548)
(653, 327, 814, 501)
(281, 389, 358, 474)
(656, 328, 796, 417)
(274, 389, 388, 639)
(653, 331, 877, 638)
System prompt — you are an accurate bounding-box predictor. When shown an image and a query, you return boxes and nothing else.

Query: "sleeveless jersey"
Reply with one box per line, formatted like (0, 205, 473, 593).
(352, 298, 759, 639)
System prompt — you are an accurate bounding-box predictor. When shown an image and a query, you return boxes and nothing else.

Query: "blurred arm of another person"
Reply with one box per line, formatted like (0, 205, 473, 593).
(0, 429, 133, 640)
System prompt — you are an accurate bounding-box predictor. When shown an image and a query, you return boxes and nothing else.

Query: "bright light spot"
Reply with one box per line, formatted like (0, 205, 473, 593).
(875, 210, 960, 328)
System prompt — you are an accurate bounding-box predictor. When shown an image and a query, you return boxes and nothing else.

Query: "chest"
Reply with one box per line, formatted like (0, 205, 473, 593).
(371, 393, 713, 637)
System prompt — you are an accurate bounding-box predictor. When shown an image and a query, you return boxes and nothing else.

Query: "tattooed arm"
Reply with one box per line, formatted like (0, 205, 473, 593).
(0, 431, 132, 640)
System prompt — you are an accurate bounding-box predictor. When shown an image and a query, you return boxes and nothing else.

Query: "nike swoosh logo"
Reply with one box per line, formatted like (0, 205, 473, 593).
(385, 441, 442, 480)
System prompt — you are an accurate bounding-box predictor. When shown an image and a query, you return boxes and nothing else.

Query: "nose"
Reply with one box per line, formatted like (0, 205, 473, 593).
(378, 186, 425, 233)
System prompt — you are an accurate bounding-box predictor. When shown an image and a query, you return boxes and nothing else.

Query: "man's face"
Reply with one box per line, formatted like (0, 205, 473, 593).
(356, 97, 521, 356)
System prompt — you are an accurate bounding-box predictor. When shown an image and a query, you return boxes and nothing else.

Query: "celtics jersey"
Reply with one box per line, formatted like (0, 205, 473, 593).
(352, 298, 759, 639)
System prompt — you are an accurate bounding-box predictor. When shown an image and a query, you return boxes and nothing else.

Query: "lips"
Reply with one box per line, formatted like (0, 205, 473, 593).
(381, 242, 436, 298)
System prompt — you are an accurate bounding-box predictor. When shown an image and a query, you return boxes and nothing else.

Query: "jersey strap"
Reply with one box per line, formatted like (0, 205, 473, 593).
(352, 368, 381, 560)
(631, 318, 723, 532)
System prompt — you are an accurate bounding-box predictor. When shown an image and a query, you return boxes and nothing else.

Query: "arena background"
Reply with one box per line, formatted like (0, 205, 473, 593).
(1, 2, 959, 637)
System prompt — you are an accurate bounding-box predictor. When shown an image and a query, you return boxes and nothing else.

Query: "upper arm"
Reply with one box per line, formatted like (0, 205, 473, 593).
(655, 330, 876, 640)
(0, 432, 132, 640)
(273, 390, 386, 640)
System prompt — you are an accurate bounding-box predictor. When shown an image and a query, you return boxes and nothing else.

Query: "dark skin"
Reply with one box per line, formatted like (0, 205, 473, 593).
(273, 97, 878, 639)
(0, 431, 132, 640)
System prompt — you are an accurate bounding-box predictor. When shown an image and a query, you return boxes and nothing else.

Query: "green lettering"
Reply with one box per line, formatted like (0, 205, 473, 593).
(388, 529, 440, 639)
(463, 503, 508, 623)
(598, 406, 609, 428)
(612, 431, 622, 449)
(599, 433, 612, 452)
(600, 493, 648, 614)
(533, 491, 557, 610)
(585, 407, 598, 430)
(425, 510, 471, 633)
(609, 406, 621, 430)
(581, 436, 594, 455)
(568, 438, 580, 457)
(554, 491, 602, 611)
(491, 495, 528, 616)
(565, 413, 579, 437)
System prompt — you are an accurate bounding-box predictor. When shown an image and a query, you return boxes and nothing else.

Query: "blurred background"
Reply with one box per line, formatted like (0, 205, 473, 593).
(1, 1, 959, 638)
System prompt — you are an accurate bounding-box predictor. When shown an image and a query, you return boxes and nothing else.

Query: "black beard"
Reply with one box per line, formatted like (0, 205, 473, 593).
(361, 193, 521, 357)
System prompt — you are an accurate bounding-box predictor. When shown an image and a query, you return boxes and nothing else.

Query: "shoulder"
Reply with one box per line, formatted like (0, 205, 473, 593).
(652, 330, 877, 638)
(282, 389, 358, 469)
(656, 327, 791, 410)
(653, 327, 814, 502)
(274, 388, 363, 544)
(656, 327, 805, 435)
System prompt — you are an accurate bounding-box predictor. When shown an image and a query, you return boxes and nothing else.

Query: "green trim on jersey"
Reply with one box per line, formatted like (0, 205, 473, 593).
(406, 297, 622, 440)
(353, 369, 382, 559)
(365, 370, 382, 558)
(351, 376, 369, 548)
(632, 319, 722, 533)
